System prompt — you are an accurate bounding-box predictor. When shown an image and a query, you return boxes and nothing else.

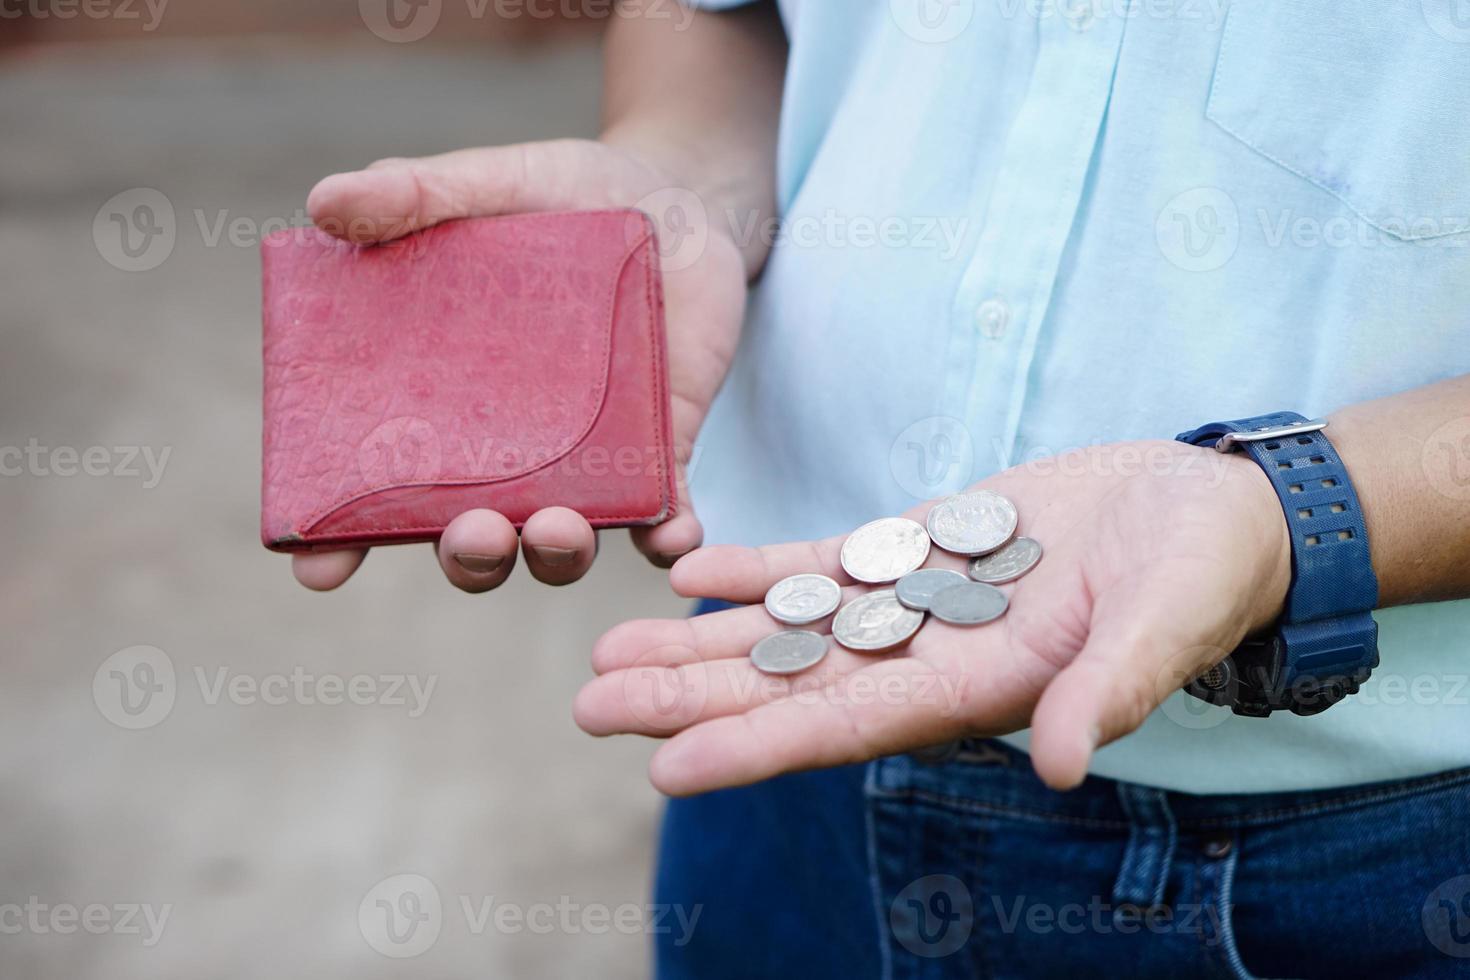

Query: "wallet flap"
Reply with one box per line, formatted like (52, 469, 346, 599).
(261, 210, 657, 543)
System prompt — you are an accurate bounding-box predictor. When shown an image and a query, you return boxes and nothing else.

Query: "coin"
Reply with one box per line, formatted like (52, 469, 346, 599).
(840, 517, 931, 584)
(929, 581, 1009, 625)
(764, 573, 842, 625)
(967, 536, 1043, 584)
(925, 490, 1018, 556)
(894, 568, 970, 611)
(750, 630, 830, 675)
(832, 589, 925, 653)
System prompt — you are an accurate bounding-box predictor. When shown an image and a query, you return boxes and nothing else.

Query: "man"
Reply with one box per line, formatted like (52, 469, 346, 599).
(292, 1, 1470, 975)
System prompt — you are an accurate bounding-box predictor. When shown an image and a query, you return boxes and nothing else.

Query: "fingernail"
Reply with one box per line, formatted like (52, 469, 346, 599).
(532, 546, 578, 567)
(454, 553, 505, 574)
(651, 551, 687, 569)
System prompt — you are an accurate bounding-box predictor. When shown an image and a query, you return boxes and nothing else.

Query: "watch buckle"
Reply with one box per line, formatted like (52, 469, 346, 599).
(1212, 419, 1328, 454)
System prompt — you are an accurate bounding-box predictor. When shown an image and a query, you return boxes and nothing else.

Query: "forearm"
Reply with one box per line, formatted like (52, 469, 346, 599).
(601, 0, 785, 277)
(1327, 373, 1470, 607)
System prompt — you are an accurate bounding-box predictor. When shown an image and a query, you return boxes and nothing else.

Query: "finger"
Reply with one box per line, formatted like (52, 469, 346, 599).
(629, 505, 703, 570)
(307, 140, 615, 244)
(645, 657, 977, 796)
(292, 549, 367, 591)
(591, 605, 764, 675)
(1027, 558, 1226, 791)
(668, 536, 852, 602)
(575, 645, 884, 738)
(590, 584, 861, 675)
(630, 442, 705, 567)
(436, 509, 519, 593)
(520, 506, 597, 586)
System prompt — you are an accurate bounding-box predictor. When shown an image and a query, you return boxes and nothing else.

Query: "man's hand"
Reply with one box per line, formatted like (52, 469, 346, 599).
(291, 139, 748, 592)
(574, 441, 1293, 793)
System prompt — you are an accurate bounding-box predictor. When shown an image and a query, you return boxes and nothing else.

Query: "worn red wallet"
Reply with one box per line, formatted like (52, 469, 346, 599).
(260, 209, 675, 552)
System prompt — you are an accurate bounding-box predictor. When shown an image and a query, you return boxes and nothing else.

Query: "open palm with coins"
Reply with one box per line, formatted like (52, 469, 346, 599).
(575, 441, 1293, 794)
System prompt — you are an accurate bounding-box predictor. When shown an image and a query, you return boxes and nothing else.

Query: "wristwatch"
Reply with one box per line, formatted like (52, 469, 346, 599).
(1174, 412, 1379, 717)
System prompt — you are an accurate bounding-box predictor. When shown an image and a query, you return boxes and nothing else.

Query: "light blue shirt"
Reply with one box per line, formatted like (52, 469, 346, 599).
(687, 0, 1470, 793)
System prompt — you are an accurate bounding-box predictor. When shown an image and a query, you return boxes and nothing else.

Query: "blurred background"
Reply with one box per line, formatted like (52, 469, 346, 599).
(1, 3, 690, 977)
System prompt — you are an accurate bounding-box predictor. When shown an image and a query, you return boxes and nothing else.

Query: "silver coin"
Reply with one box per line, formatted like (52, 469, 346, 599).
(750, 630, 830, 675)
(764, 573, 842, 625)
(832, 589, 926, 653)
(840, 517, 932, 584)
(925, 490, 1018, 556)
(967, 536, 1043, 584)
(895, 568, 970, 611)
(928, 582, 1009, 625)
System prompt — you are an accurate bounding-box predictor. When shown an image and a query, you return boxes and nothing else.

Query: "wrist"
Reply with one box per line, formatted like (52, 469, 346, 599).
(1225, 450, 1294, 633)
(598, 126, 773, 279)
(1319, 408, 1405, 605)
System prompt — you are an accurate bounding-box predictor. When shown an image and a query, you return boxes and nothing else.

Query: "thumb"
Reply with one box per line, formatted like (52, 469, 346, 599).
(1027, 559, 1241, 790)
(306, 140, 633, 244)
(629, 440, 704, 568)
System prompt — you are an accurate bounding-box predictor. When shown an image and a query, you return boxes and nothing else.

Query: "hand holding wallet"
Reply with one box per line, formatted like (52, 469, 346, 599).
(260, 209, 676, 552)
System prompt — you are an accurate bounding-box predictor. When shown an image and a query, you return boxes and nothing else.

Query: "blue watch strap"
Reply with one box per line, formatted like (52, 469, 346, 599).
(1175, 412, 1380, 715)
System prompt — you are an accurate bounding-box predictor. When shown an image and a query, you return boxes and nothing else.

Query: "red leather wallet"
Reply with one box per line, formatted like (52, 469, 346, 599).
(260, 209, 675, 552)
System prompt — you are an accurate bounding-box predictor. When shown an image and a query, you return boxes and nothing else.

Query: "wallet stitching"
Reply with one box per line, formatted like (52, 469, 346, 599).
(643, 224, 673, 519)
(291, 216, 670, 537)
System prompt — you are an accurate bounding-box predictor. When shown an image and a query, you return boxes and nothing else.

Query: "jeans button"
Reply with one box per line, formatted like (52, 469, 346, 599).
(1202, 836, 1233, 859)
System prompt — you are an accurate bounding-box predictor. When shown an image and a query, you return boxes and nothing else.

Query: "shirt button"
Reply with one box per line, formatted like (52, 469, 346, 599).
(1202, 836, 1233, 859)
(975, 298, 1010, 339)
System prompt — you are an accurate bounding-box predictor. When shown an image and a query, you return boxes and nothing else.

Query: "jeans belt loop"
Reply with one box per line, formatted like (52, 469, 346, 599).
(1111, 783, 1178, 914)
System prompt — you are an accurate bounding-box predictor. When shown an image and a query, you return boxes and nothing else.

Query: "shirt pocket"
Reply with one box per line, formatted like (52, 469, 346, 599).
(1207, 0, 1470, 241)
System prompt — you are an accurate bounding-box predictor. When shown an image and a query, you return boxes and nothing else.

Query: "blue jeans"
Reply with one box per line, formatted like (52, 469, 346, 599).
(654, 603, 1470, 978)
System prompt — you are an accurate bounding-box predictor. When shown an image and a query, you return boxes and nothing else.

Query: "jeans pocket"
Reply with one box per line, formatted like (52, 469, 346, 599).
(868, 787, 988, 980)
(1207, 0, 1470, 241)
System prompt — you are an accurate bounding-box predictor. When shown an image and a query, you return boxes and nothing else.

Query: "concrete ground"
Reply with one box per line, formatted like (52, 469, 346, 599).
(0, 35, 690, 979)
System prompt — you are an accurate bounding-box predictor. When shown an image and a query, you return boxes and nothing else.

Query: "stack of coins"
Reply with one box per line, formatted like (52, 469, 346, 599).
(752, 490, 1043, 675)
